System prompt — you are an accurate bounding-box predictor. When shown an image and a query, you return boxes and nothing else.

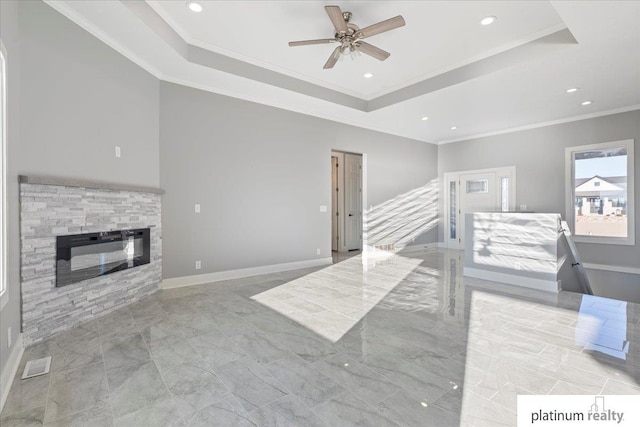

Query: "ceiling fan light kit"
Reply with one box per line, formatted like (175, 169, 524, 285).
(288, 5, 406, 69)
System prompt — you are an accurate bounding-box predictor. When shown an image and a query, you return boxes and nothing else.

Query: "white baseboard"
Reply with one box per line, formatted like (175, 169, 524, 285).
(464, 267, 560, 293)
(162, 257, 333, 290)
(0, 333, 24, 413)
(583, 263, 640, 276)
(396, 243, 438, 254)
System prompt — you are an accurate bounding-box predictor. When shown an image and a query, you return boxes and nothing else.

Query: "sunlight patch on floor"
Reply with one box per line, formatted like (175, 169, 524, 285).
(251, 251, 423, 342)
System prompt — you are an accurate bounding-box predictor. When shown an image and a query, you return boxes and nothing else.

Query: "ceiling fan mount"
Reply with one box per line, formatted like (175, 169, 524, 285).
(289, 5, 406, 69)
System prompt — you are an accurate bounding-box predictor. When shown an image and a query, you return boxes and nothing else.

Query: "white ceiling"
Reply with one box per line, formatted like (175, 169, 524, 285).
(147, 1, 566, 99)
(45, 0, 640, 144)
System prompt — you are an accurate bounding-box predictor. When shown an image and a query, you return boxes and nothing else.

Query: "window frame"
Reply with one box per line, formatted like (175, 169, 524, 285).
(565, 139, 635, 246)
(0, 40, 7, 309)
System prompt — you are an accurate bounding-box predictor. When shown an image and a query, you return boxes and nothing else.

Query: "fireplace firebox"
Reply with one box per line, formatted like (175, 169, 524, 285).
(56, 228, 150, 287)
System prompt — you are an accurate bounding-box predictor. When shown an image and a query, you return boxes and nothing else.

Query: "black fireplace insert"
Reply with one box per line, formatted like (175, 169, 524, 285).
(56, 228, 150, 287)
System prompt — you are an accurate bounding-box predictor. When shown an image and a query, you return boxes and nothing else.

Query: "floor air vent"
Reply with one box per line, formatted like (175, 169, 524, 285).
(22, 356, 52, 379)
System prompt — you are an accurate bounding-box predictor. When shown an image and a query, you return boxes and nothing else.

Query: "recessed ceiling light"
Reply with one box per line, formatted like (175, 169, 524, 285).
(450, 126, 457, 130)
(421, 116, 429, 121)
(363, 73, 373, 79)
(566, 88, 579, 93)
(480, 16, 497, 26)
(581, 101, 592, 106)
(186, 1, 203, 13)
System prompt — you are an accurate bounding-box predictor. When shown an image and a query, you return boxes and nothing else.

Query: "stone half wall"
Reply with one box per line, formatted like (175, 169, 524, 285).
(20, 182, 162, 345)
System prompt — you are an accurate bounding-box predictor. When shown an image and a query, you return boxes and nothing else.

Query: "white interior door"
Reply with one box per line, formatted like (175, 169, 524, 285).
(331, 156, 338, 252)
(459, 172, 497, 248)
(345, 153, 362, 250)
(445, 166, 516, 250)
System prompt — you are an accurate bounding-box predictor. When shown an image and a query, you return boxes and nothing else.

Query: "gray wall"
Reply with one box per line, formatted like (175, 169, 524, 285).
(1, 0, 159, 374)
(438, 110, 640, 299)
(0, 0, 22, 380)
(160, 82, 438, 279)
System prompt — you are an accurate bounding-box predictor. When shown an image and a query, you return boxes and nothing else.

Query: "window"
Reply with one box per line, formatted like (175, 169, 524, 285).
(565, 139, 635, 245)
(0, 41, 6, 307)
(449, 181, 456, 239)
(500, 177, 510, 212)
(466, 179, 488, 194)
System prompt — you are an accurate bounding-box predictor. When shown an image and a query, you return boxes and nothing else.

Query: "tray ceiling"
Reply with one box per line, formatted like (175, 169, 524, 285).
(44, 1, 640, 143)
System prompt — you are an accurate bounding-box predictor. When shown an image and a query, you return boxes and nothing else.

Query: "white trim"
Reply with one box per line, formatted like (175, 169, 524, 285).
(0, 333, 24, 413)
(331, 151, 346, 252)
(162, 257, 333, 290)
(443, 166, 516, 250)
(565, 139, 635, 246)
(0, 39, 7, 307)
(37, 2, 640, 147)
(463, 267, 560, 293)
(160, 75, 436, 145)
(44, 1, 438, 145)
(583, 263, 640, 276)
(396, 243, 438, 254)
(368, 24, 569, 100)
(438, 105, 640, 145)
(145, 0, 367, 100)
(43, 1, 163, 79)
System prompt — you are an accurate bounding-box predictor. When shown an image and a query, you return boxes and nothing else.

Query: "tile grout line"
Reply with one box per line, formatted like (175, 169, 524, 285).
(97, 315, 117, 427)
(131, 306, 187, 423)
(38, 349, 54, 425)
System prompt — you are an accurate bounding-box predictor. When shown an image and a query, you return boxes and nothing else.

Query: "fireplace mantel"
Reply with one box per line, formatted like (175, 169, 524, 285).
(19, 175, 164, 194)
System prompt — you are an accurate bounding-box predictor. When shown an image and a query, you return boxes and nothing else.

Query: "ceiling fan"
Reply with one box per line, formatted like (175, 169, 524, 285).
(289, 5, 406, 69)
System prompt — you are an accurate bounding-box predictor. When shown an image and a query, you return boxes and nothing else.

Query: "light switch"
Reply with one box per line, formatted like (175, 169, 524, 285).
(195, 204, 201, 213)
(115, 146, 121, 158)
(319, 205, 327, 212)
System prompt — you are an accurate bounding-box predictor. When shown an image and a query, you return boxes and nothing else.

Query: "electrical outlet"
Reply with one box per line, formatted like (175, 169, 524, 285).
(195, 260, 201, 270)
(115, 146, 121, 158)
(514, 262, 522, 270)
(8, 326, 11, 348)
(316, 248, 321, 255)
(319, 205, 327, 212)
(194, 204, 201, 214)
(519, 204, 527, 211)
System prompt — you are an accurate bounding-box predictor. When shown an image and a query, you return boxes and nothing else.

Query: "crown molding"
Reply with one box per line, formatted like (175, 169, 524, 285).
(160, 76, 436, 145)
(44, 0, 163, 79)
(438, 104, 640, 145)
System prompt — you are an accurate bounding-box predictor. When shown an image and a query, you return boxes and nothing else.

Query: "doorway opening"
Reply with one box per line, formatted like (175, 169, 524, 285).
(331, 151, 363, 258)
(444, 166, 516, 250)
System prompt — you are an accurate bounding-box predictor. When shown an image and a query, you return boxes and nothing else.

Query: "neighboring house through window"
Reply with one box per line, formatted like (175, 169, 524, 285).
(565, 139, 635, 245)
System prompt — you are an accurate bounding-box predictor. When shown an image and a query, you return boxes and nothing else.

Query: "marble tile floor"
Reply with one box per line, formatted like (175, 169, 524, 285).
(2, 249, 639, 426)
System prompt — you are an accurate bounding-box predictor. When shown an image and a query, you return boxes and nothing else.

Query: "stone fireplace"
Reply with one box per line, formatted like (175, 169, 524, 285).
(19, 175, 163, 345)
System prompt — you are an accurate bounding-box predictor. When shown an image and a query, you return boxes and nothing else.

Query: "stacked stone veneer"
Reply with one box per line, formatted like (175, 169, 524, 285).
(20, 183, 162, 345)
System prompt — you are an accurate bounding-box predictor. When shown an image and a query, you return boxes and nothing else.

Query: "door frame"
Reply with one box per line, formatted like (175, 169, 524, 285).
(443, 166, 516, 250)
(331, 150, 366, 253)
(331, 156, 339, 251)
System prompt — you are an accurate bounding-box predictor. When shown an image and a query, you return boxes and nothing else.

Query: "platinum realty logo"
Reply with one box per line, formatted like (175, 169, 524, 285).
(517, 395, 640, 426)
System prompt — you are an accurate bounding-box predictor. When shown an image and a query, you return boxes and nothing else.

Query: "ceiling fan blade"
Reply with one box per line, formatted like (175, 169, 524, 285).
(323, 46, 341, 69)
(325, 5, 348, 33)
(289, 39, 336, 47)
(357, 41, 390, 61)
(358, 15, 405, 38)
